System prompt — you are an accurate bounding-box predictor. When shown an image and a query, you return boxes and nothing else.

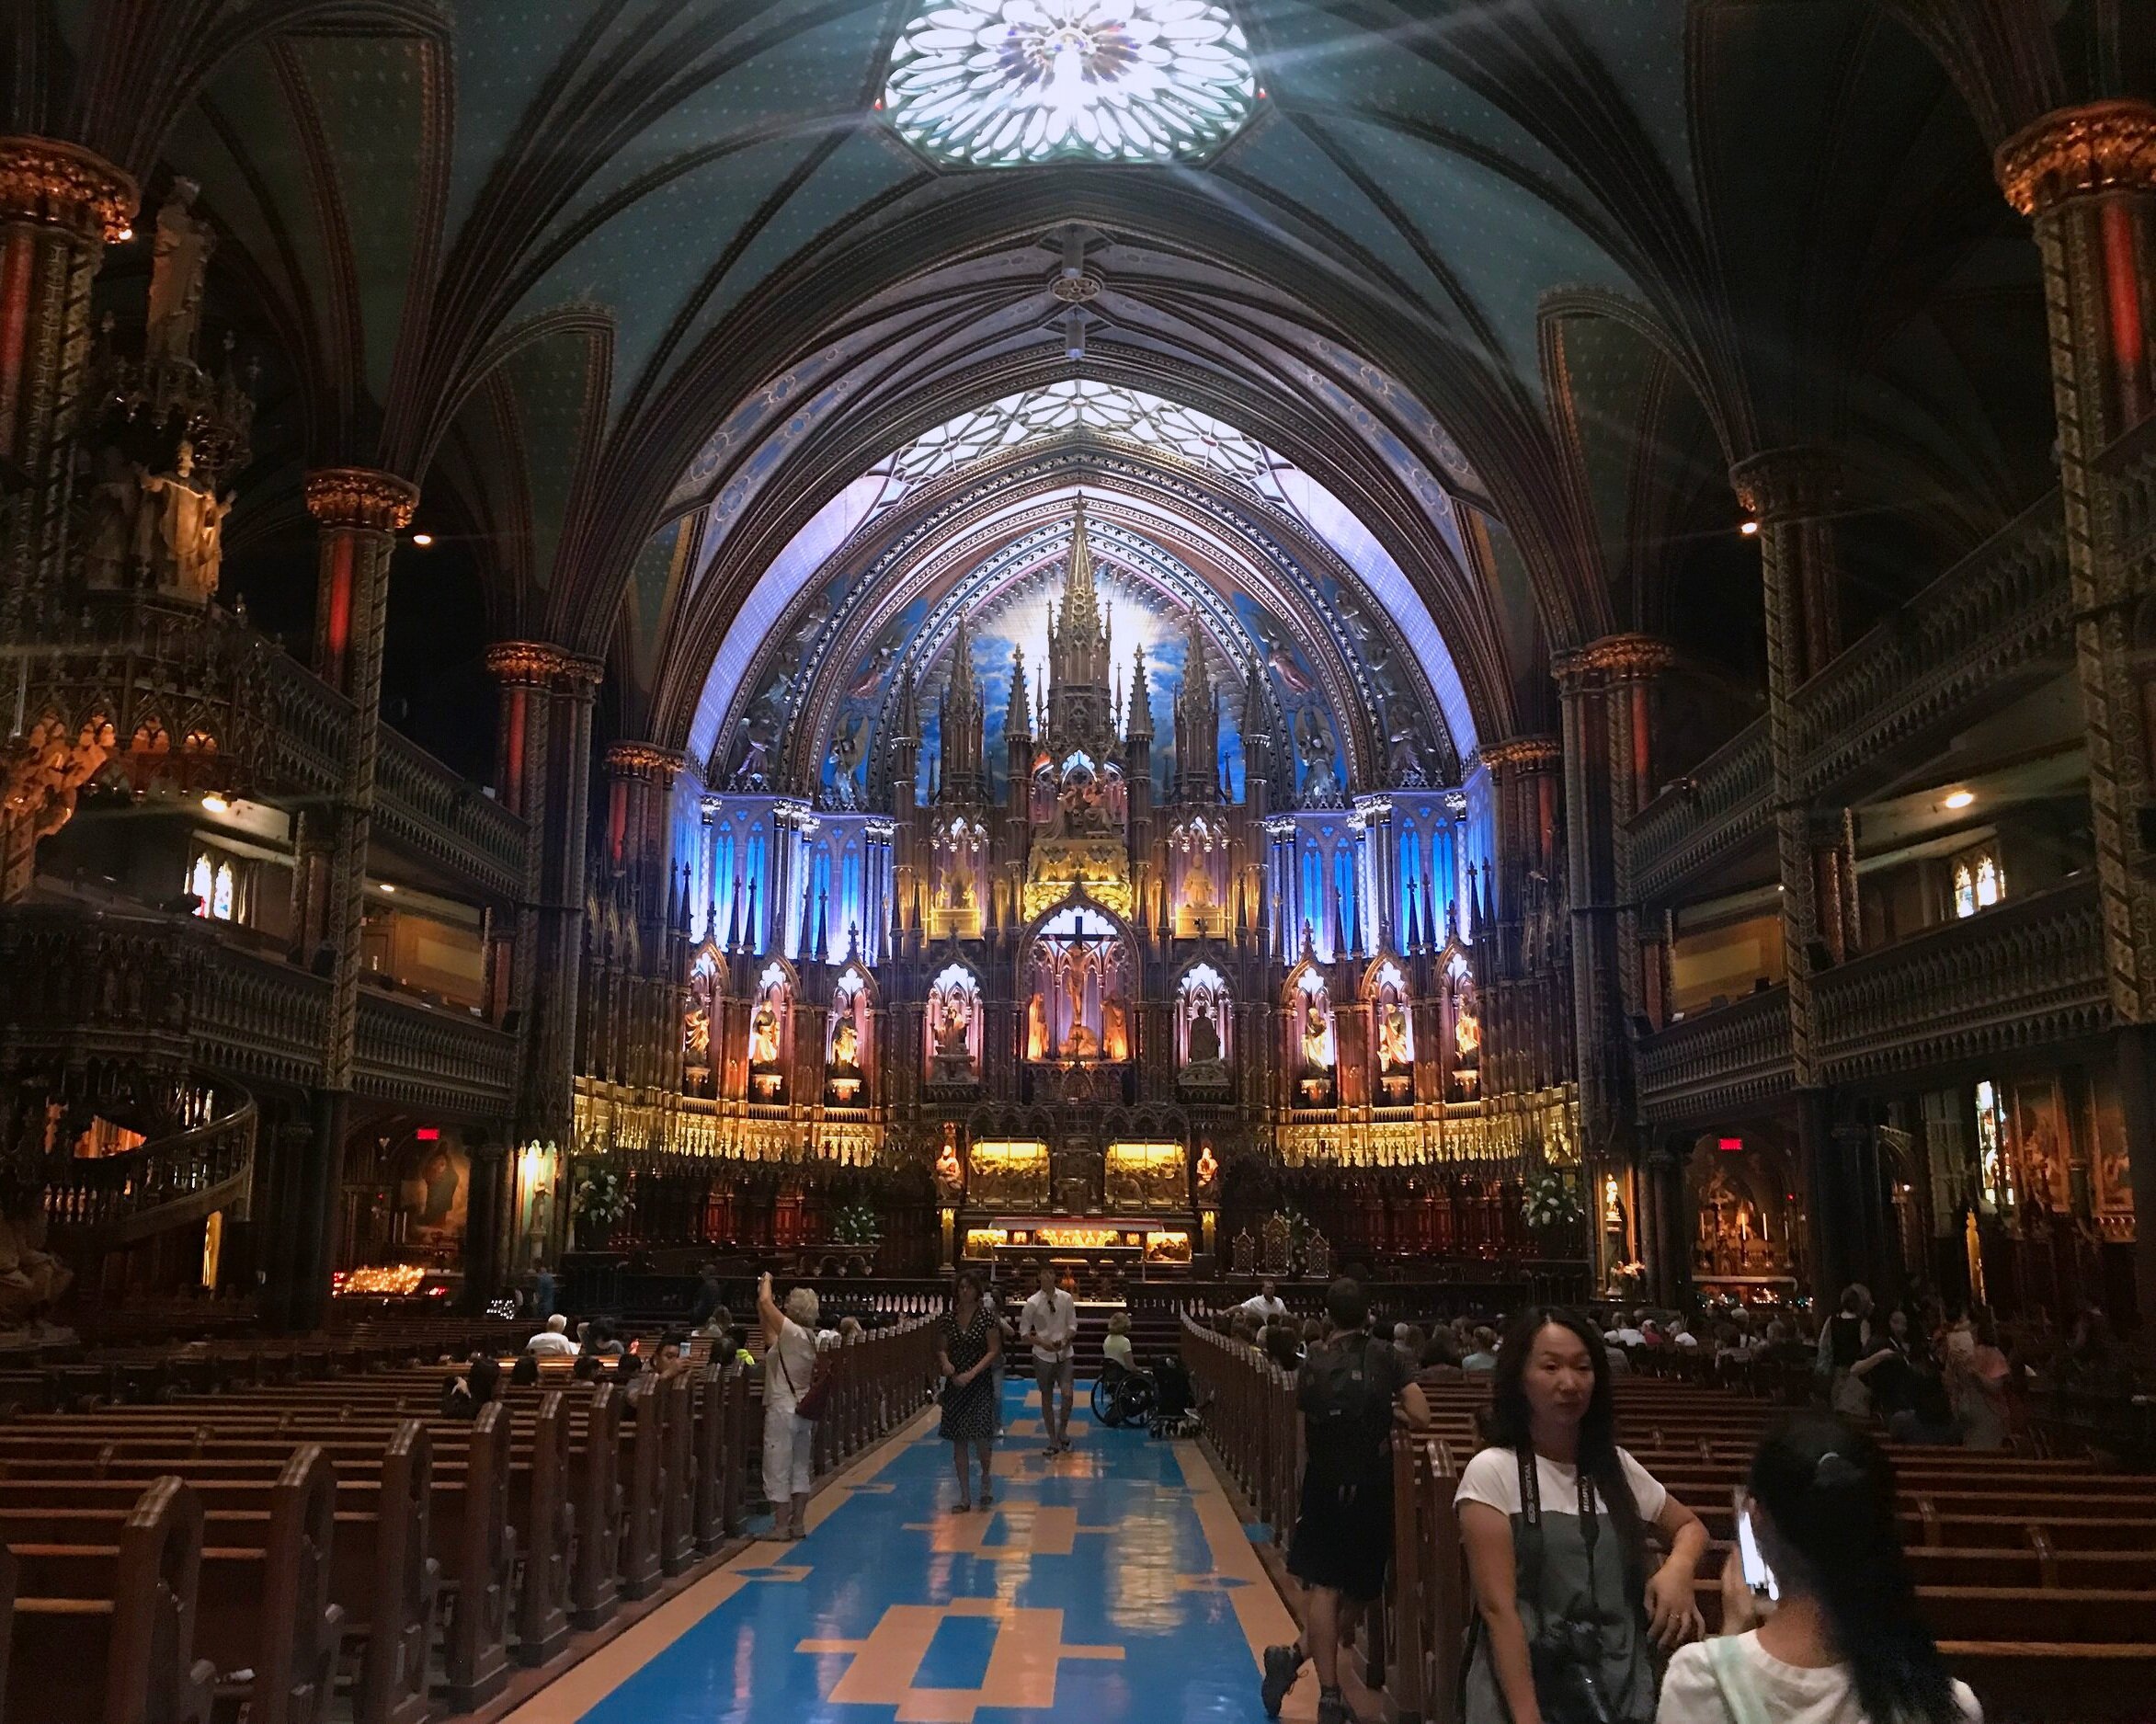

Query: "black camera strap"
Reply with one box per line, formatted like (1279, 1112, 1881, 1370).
(1516, 1444, 1601, 1607)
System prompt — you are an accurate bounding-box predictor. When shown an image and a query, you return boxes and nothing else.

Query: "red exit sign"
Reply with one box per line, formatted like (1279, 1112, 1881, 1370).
(1717, 1136, 1743, 1153)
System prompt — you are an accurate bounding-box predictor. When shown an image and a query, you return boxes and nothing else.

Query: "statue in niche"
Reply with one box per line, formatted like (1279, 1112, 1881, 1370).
(934, 993, 971, 1060)
(830, 1019, 861, 1070)
(144, 179, 213, 369)
(83, 447, 137, 590)
(1295, 709, 1339, 804)
(135, 441, 232, 601)
(1386, 707, 1432, 787)
(1102, 996, 1128, 1063)
(748, 1000, 781, 1066)
(1454, 1005, 1481, 1059)
(1377, 1001, 1412, 1072)
(726, 704, 778, 790)
(1182, 861, 1216, 928)
(1026, 991, 1050, 1060)
(1188, 1000, 1221, 1066)
(936, 858, 975, 911)
(1301, 993, 1333, 1070)
(828, 712, 867, 808)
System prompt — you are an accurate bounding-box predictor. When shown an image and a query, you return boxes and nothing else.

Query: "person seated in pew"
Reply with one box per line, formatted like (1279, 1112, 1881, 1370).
(1849, 1309, 1921, 1419)
(1461, 1326, 1500, 1374)
(1887, 1368, 1962, 1447)
(586, 1320, 626, 1359)
(1656, 1412, 1979, 1724)
(509, 1353, 541, 1387)
(1454, 1307, 1706, 1724)
(571, 1352, 602, 1382)
(526, 1313, 579, 1358)
(1263, 1323, 1304, 1372)
(441, 1352, 500, 1418)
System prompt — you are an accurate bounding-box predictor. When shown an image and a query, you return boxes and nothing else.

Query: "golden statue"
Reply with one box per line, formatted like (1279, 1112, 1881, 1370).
(1377, 1001, 1411, 1071)
(831, 1018, 861, 1068)
(1102, 996, 1129, 1062)
(748, 1001, 781, 1065)
(1301, 996, 1332, 1069)
(1026, 991, 1049, 1060)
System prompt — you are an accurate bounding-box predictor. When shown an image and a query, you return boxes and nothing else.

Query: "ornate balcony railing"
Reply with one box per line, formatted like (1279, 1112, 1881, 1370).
(1635, 987, 1793, 1126)
(1792, 492, 2070, 793)
(18, 597, 523, 894)
(2100, 412, 2156, 583)
(263, 648, 528, 895)
(43, 1085, 256, 1245)
(1636, 880, 2108, 1124)
(374, 728, 528, 898)
(1629, 492, 2070, 903)
(1816, 878, 2107, 1086)
(1629, 725, 1774, 907)
(356, 985, 518, 1115)
(1, 901, 517, 1120)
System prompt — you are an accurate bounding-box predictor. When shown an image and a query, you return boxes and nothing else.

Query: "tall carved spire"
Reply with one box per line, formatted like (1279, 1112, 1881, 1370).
(938, 611, 987, 805)
(1173, 608, 1221, 803)
(1044, 494, 1115, 757)
(1007, 643, 1031, 740)
(1126, 645, 1153, 741)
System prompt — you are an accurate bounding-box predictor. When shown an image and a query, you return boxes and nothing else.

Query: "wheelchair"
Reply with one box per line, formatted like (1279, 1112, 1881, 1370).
(1089, 1359, 1158, 1428)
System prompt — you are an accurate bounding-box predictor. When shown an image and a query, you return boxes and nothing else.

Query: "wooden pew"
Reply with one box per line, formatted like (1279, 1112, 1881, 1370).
(2, 1477, 212, 1724)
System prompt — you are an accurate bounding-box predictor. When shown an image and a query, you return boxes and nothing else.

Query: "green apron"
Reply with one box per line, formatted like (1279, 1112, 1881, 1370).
(1462, 1448, 1655, 1724)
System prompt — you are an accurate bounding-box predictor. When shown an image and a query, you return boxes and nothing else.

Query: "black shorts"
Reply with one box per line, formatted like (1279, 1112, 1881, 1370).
(1285, 1472, 1393, 1603)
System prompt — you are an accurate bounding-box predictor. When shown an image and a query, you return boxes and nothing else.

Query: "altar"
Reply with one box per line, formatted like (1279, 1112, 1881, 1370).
(961, 1216, 1194, 1277)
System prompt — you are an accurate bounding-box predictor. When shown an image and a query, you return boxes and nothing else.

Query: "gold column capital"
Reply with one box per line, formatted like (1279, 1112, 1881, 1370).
(1477, 736, 1562, 773)
(0, 135, 136, 243)
(1557, 633, 1676, 691)
(1729, 447, 1839, 525)
(304, 466, 419, 532)
(1996, 99, 2156, 217)
(485, 640, 577, 687)
(604, 741, 686, 784)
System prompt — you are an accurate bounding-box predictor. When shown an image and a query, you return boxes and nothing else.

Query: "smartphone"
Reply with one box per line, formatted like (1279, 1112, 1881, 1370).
(1733, 1489, 1779, 1601)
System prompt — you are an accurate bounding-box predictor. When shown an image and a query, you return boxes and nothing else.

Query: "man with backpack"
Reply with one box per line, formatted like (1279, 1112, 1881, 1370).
(1264, 1279, 1430, 1723)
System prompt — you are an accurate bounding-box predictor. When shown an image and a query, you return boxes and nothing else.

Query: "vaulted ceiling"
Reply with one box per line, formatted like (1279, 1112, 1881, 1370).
(9, 0, 2129, 776)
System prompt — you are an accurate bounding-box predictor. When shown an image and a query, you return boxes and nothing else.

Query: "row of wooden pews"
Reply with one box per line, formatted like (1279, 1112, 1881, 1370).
(0, 1319, 940, 1724)
(1182, 1319, 2156, 1724)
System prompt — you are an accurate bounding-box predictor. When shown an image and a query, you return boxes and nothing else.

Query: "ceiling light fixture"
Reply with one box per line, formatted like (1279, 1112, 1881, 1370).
(200, 793, 229, 815)
(1943, 789, 1975, 810)
(378, 882, 397, 894)
(1739, 519, 1760, 537)
(410, 531, 434, 547)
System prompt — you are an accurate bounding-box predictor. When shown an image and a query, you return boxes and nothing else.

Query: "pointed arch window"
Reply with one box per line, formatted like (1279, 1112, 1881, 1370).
(189, 854, 214, 917)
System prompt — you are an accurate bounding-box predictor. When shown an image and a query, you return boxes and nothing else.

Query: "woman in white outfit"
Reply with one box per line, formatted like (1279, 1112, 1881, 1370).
(757, 1273, 819, 1539)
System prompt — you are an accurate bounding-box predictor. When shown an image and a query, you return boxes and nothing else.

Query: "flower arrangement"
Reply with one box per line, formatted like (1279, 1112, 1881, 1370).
(831, 1199, 881, 1245)
(572, 1166, 631, 1226)
(1520, 1171, 1584, 1231)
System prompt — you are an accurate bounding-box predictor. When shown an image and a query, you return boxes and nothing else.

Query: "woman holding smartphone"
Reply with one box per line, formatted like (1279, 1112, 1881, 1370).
(1456, 1307, 1707, 1724)
(1657, 1412, 1979, 1724)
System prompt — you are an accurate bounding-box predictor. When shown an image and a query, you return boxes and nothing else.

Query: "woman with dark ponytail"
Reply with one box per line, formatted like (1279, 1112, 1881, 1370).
(1657, 1411, 1978, 1724)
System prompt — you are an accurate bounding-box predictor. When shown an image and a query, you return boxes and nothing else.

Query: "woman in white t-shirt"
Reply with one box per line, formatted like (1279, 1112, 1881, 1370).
(1455, 1308, 1708, 1724)
(1657, 1412, 1979, 1724)
(756, 1272, 820, 1540)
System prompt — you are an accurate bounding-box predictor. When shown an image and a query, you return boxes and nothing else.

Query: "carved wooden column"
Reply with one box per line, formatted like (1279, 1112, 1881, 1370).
(1729, 448, 1862, 1298)
(289, 467, 416, 1330)
(0, 139, 135, 897)
(484, 642, 558, 1033)
(1480, 736, 1562, 1100)
(604, 741, 685, 1102)
(1648, 1138, 1693, 1308)
(534, 656, 601, 1150)
(1996, 101, 2156, 1322)
(1557, 636, 1672, 1289)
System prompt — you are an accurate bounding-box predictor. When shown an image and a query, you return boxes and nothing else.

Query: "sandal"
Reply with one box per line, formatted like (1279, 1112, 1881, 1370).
(955, 1498, 973, 1513)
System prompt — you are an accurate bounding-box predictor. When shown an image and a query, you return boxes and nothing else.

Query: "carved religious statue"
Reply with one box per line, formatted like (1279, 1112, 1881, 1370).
(1454, 1005, 1481, 1058)
(830, 1018, 861, 1069)
(1183, 862, 1216, 923)
(934, 992, 972, 1060)
(935, 1123, 963, 1196)
(748, 1001, 781, 1066)
(1188, 1000, 1221, 1066)
(1102, 996, 1129, 1062)
(1295, 708, 1339, 803)
(145, 179, 214, 369)
(133, 440, 233, 602)
(1301, 996, 1332, 1069)
(1026, 990, 1049, 1060)
(1377, 1001, 1411, 1072)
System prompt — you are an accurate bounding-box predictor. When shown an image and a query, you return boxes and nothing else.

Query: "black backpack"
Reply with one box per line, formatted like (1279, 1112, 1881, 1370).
(1298, 1334, 1394, 1494)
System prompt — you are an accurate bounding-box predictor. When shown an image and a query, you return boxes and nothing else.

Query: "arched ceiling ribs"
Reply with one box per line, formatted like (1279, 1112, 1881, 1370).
(414, 302, 614, 477)
(1869, 0, 2067, 144)
(542, 172, 1604, 663)
(1538, 287, 1746, 465)
(70, 0, 450, 179)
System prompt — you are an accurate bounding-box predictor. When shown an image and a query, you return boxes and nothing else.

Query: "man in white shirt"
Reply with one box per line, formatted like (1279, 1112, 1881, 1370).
(1019, 1262, 1078, 1452)
(1239, 1278, 1289, 1325)
(526, 1313, 579, 1357)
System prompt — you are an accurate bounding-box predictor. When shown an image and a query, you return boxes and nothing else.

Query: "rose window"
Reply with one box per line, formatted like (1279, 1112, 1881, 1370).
(884, 1, 1258, 166)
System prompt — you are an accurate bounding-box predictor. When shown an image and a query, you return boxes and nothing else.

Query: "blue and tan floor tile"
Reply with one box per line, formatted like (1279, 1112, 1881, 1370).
(499, 1382, 1319, 1723)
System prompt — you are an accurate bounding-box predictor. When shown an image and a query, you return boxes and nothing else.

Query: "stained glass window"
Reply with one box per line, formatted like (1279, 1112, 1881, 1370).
(189, 854, 213, 917)
(885, 1, 1257, 167)
(211, 862, 235, 922)
(1953, 863, 1975, 920)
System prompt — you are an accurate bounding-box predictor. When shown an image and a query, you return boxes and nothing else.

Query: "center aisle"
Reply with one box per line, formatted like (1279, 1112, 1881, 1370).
(505, 1380, 1318, 1724)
